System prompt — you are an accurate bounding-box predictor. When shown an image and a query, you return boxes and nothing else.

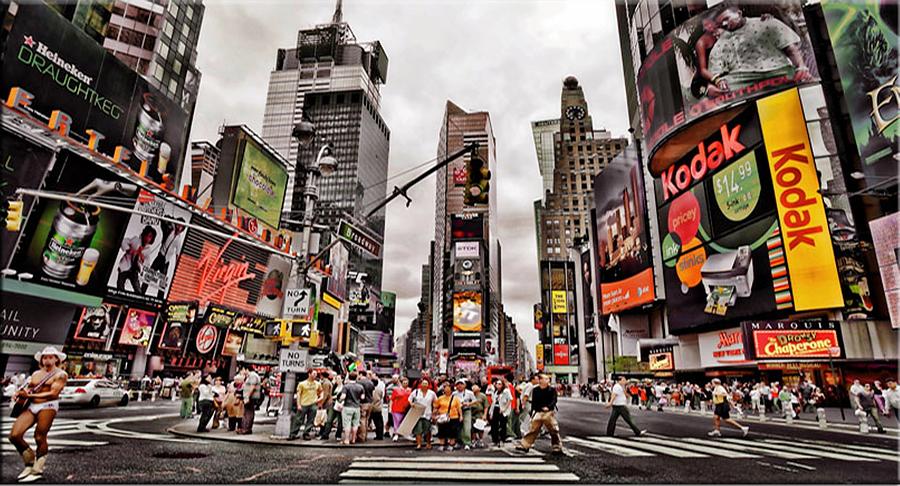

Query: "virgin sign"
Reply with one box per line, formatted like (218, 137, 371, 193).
(196, 238, 257, 306)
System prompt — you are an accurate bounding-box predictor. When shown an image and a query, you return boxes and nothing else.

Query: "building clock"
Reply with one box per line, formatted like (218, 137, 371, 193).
(565, 105, 586, 120)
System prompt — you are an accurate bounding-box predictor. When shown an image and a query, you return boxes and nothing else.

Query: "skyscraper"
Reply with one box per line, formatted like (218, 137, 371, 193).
(261, 1, 389, 286)
(433, 101, 500, 371)
(534, 77, 627, 262)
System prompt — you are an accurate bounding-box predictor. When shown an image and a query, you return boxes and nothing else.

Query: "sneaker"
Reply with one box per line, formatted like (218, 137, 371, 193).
(436, 445, 444, 451)
(637, 430, 647, 437)
(708, 430, 721, 437)
(515, 446, 529, 452)
(16, 467, 33, 481)
(18, 473, 43, 483)
(464, 445, 471, 451)
(392, 434, 398, 442)
(741, 426, 749, 437)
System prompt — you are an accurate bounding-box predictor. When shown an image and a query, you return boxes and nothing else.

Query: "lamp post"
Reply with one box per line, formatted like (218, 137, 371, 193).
(272, 122, 337, 438)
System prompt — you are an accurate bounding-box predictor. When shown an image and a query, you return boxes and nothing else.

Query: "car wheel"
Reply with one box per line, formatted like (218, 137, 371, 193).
(119, 394, 129, 406)
(90, 395, 101, 408)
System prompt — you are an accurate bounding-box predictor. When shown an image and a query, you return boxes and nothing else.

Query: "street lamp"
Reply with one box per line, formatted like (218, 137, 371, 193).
(272, 124, 337, 439)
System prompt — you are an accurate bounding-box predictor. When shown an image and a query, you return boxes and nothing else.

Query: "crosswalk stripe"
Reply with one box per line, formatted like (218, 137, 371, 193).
(760, 439, 899, 462)
(635, 436, 758, 458)
(679, 438, 818, 460)
(587, 436, 707, 458)
(799, 440, 899, 455)
(564, 437, 653, 457)
(339, 469, 580, 482)
(347, 462, 561, 471)
(718, 438, 878, 462)
(353, 456, 546, 464)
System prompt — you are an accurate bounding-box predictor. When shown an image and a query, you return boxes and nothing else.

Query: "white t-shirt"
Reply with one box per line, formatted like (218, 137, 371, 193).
(198, 383, 215, 401)
(611, 383, 627, 406)
(410, 388, 437, 420)
(850, 383, 864, 397)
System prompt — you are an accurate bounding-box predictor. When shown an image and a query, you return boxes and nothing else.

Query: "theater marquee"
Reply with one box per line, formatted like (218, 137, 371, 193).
(741, 319, 843, 360)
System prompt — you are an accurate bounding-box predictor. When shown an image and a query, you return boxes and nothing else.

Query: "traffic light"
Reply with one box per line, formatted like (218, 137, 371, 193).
(4, 199, 23, 232)
(464, 155, 490, 206)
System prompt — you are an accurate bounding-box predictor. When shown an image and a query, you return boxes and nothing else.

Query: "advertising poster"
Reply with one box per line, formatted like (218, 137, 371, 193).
(158, 301, 197, 351)
(232, 315, 266, 335)
(592, 146, 655, 313)
(1, 133, 54, 268)
(1, 4, 189, 189)
(192, 323, 220, 356)
(106, 190, 191, 307)
(359, 330, 393, 355)
(221, 331, 244, 357)
(376, 291, 397, 331)
(255, 253, 291, 318)
(231, 137, 288, 229)
(649, 350, 675, 371)
(453, 291, 482, 333)
(638, 0, 819, 161)
(205, 304, 239, 329)
(870, 213, 900, 328)
(450, 214, 484, 241)
(118, 308, 156, 347)
(551, 290, 568, 314)
(822, 0, 898, 176)
(324, 242, 349, 303)
(74, 303, 120, 342)
(553, 344, 570, 366)
(580, 249, 595, 346)
(697, 327, 752, 368)
(167, 217, 270, 314)
(742, 320, 843, 360)
(12, 151, 138, 296)
(1, 292, 77, 356)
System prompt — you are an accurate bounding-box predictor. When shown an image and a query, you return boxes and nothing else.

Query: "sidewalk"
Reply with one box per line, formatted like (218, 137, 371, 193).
(561, 397, 899, 436)
(167, 414, 413, 448)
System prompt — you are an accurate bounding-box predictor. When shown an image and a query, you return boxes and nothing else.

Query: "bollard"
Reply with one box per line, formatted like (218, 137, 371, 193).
(151, 391, 157, 402)
(700, 402, 708, 415)
(856, 409, 869, 433)
(137, 390, 143, 402)
(785, 409, 793, 424)
(816, 408, 827, 428)
(684, 402, 691, 414)
(171, 389, 176, 401)
(758, 409, 766, 422)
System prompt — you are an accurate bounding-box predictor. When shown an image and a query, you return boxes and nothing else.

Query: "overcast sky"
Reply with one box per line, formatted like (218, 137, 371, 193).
(189, 0, 630, 359)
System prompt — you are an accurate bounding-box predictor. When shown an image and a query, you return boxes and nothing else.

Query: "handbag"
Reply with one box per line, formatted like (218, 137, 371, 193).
(334, 401, 344, 413)
(314, 408, 327, 427)
(11, 370, 60, 418)
(435, 396, 455, 424)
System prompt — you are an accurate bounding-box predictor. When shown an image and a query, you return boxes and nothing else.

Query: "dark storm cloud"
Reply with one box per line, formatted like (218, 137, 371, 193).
(190, 0, 628, 357)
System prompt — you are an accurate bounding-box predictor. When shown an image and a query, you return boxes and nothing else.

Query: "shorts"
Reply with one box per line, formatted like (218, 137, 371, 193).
(29, 400, 60, 414)
(438, 419, 460, 439)
(412, 417, 431, 437)
(714, 402, 730, 419)
(341, 407, 361, 430)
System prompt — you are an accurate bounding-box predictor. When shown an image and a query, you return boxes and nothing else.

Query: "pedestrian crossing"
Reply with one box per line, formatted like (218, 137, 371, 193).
(546, 433, 900, 463)
(338, 456, 580, 484)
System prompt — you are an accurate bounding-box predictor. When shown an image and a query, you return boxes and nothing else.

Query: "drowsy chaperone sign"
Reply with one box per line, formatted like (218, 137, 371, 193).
(741, 319, 843, 360)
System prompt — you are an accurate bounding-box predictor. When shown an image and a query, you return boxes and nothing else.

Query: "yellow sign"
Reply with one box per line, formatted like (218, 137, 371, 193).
(551, 290, 567, 314)
(535, 344, 544, 370)
(757, 89, 842, 311)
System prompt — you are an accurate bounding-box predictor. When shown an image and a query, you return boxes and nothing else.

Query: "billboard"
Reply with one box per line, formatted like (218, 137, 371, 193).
(649, 350, 675, 371)
(117, 308, 156, 347)
(638, 1, 819, 171)
(255, 253, 292, 318)
(376, 291, 397, 331)
(74, 303, 120, 343)
(324, 242, 349, 303)
(453, 291, 483, 333)
(580, 249, 595, 346)
(592, 146, 655, 313)
(454, 241, 480, 258)
(551, 290, 568, 314)
(1, 292, 77, 356)
(742, 319, 843, 360)
(450, 214, 483, 241)
(870, 213, 900, 328)
(2, 4, 189, 188)
(655, 98, 840, 333)
(221, 331, 244, 357)
(12, 151, 138, 296)
(822, 0, 898, 178)
(697, 327, 752, 368)
(105, 190, 191, 307)
(231, 137, 288, 229)
(158, 301, 197, 351)
(1, 133, 54, 268)
(359, 330, 393, 355)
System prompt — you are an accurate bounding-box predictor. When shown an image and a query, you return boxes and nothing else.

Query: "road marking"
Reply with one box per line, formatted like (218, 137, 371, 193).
(354, 456, 546, 463)
(587, 436, 708, 458)
(340, 456, 579, 484)
(719, 438, 878, 462)
(563, 437, 653, 457)
(635, 436, 758, 458)
(756, 460, 801, 473)
(760, 438, 898, 462)
(354, 462, 560, 471)
(679, 437, 818, 460)
(785, 461, 816, 471)
(339, 470, 579, 483)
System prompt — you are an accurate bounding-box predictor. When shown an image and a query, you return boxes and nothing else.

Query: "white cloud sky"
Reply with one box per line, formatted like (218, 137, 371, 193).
(190, 0, 629, 360)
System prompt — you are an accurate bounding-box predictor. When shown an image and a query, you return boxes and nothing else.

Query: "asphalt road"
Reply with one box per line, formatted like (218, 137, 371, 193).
(1, 397, 897, 484)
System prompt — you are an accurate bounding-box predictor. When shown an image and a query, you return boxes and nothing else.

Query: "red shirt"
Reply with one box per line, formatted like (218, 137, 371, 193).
(390, 387, 412, 413)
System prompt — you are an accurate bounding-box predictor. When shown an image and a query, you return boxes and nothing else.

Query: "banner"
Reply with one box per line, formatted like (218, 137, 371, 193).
(12, 151, 138, 296)
(1, 292, 77, 354)
(106, 190, 191, 307)
(253, 253, 290, 319)
(74, 303, 120, 342)
(1, 132, 54, 268)
(580, 249, 595, 346)
(118, 308, 156, 347)
(870, 213, 900, 327)
(231, 137, 288, 229)
(324, 242, 349, 303)
(822, 0, 898, 177)
(592, 146, 655, 313)
(453, 291, 482, 333)
(758, 88, 842, 311)
(742, 320, 843, 360)
(2, 4, 189, 188)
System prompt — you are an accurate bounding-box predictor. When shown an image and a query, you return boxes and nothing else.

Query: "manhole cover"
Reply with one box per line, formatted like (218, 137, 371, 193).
(152, 452, 208, 459)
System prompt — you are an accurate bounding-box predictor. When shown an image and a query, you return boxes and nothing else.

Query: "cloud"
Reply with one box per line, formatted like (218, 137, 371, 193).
(191, 0, 628, 361)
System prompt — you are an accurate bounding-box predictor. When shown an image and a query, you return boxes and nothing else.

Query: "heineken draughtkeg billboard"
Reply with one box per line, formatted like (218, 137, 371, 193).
(1, 3, 189, 189)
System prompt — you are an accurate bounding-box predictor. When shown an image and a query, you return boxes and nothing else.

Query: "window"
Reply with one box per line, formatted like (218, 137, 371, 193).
(157, 41, 169, 59)
(142, 33, 156, 50)
(173, 59, 182, 75)
(107, 24, 120, 41)
(154, 63, 164, 81)
(164, 22, 174, 38)
(178, 41, 186, 56)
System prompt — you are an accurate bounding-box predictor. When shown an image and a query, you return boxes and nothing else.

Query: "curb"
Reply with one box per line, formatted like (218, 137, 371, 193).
(167, 425, 415, 448)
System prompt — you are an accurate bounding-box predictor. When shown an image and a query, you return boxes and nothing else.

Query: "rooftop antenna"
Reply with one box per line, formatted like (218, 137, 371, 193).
(332, 0, 343, 24)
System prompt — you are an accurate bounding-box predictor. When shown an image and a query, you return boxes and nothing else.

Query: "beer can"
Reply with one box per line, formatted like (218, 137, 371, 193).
(42, 201, 100, 280)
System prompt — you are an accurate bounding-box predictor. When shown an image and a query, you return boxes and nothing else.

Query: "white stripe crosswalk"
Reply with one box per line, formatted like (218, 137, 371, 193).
(338, 456, 579, 484)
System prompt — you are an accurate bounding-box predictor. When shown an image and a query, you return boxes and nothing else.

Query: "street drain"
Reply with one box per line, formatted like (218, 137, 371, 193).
(152, 452, 208, 459)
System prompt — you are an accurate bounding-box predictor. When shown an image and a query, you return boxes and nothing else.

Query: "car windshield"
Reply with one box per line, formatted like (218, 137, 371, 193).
(65, 380, 94, 387)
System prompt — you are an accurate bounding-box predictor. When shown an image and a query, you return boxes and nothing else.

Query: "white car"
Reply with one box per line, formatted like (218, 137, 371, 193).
(60, 379, 129, 407)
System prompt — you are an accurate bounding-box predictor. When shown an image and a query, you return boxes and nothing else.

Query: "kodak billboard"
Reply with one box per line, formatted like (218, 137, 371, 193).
(757, 89, 842, 311)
